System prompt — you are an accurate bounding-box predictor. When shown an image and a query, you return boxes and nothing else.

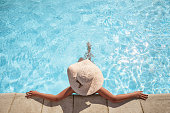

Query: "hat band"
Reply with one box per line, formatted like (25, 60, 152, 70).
(76, 79, 83, 88)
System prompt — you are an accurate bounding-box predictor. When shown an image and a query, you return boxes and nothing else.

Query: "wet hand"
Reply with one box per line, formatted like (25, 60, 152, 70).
(133, 91, 148, 100)
(25, 91, 39, 99)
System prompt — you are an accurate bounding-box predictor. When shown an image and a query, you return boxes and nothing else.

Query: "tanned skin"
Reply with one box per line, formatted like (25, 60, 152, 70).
(25, 87, 148, 103)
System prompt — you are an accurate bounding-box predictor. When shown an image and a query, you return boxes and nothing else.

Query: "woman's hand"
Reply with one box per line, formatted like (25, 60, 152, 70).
(25, 91, 39, 99)
(133, 91, 148, 100)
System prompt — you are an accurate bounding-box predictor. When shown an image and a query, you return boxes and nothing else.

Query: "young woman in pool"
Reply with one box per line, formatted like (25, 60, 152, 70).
(26, 42, 148, 103)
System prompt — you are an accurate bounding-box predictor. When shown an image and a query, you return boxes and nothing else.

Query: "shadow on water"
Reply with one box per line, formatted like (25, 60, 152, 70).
(31, 94, 136, 113)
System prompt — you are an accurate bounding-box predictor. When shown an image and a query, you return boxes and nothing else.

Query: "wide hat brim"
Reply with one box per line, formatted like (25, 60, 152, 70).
(67, 59, 104, 96)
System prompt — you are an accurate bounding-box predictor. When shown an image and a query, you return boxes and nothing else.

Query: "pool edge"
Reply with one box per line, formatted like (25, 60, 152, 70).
(0, 93, 170, 113)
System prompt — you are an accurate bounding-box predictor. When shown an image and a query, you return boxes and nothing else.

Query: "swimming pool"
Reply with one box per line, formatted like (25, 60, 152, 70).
(0, 0, 169, 95)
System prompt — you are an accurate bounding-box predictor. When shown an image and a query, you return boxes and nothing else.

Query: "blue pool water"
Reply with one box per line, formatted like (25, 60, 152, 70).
(0, 0, 169, 95)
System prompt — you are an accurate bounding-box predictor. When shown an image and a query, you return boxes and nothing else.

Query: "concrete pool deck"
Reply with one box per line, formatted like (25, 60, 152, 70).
(0, 93, 169, 113)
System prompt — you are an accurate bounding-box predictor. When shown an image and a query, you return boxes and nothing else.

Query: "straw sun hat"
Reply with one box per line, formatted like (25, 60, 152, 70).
(67, 59, 104, 96)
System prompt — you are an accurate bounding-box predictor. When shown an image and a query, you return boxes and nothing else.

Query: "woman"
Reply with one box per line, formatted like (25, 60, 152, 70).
(26, 42, 148, 103)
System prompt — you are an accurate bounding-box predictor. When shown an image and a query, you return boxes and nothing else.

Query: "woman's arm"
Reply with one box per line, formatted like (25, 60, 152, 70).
(25, 86, 75, 102)
(96, 87, 148, 103)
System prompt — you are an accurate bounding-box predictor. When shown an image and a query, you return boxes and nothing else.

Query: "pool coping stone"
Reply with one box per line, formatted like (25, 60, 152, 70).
(0, 93, 169, 113)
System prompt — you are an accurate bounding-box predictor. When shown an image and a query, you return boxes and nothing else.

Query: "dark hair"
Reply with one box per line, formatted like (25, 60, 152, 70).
(78, 57, 84, 62)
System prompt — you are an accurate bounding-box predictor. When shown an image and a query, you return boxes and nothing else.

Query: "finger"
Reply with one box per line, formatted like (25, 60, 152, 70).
(144, 95, 148, 99)
(25, 95, 30, 99)
(26, 92, 29, 95)
(26, 95, 32, 99)
(28, 94, 32, 96)
(141, 97, 146, 100)
(143, 94, 148, 96)
(141, 95, 148, 98)
(25, 94, 32, 97)
(140, 96, 145, 100)
(28, 95, 32, 98)
(141, 95, 148, 100)
(142, 94, 148, 97)
(26, 92, 32, 95)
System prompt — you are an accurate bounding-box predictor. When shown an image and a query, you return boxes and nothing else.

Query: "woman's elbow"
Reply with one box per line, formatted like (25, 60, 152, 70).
(110, 95, 120, 102)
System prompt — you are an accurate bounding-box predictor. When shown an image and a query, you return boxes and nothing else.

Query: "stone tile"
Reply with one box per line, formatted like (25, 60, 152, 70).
(42, 95, 73, 113)
(74, 94, 108, 113)
(9, 93, 43, 113)
(140, 94, 170, 113)
(1, 93, 170, 113)
(0, 93, 15, 113)
(108, 99, 143, 113)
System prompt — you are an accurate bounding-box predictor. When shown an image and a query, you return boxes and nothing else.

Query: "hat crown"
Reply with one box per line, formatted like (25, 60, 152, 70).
(77, 72, 94, 85)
